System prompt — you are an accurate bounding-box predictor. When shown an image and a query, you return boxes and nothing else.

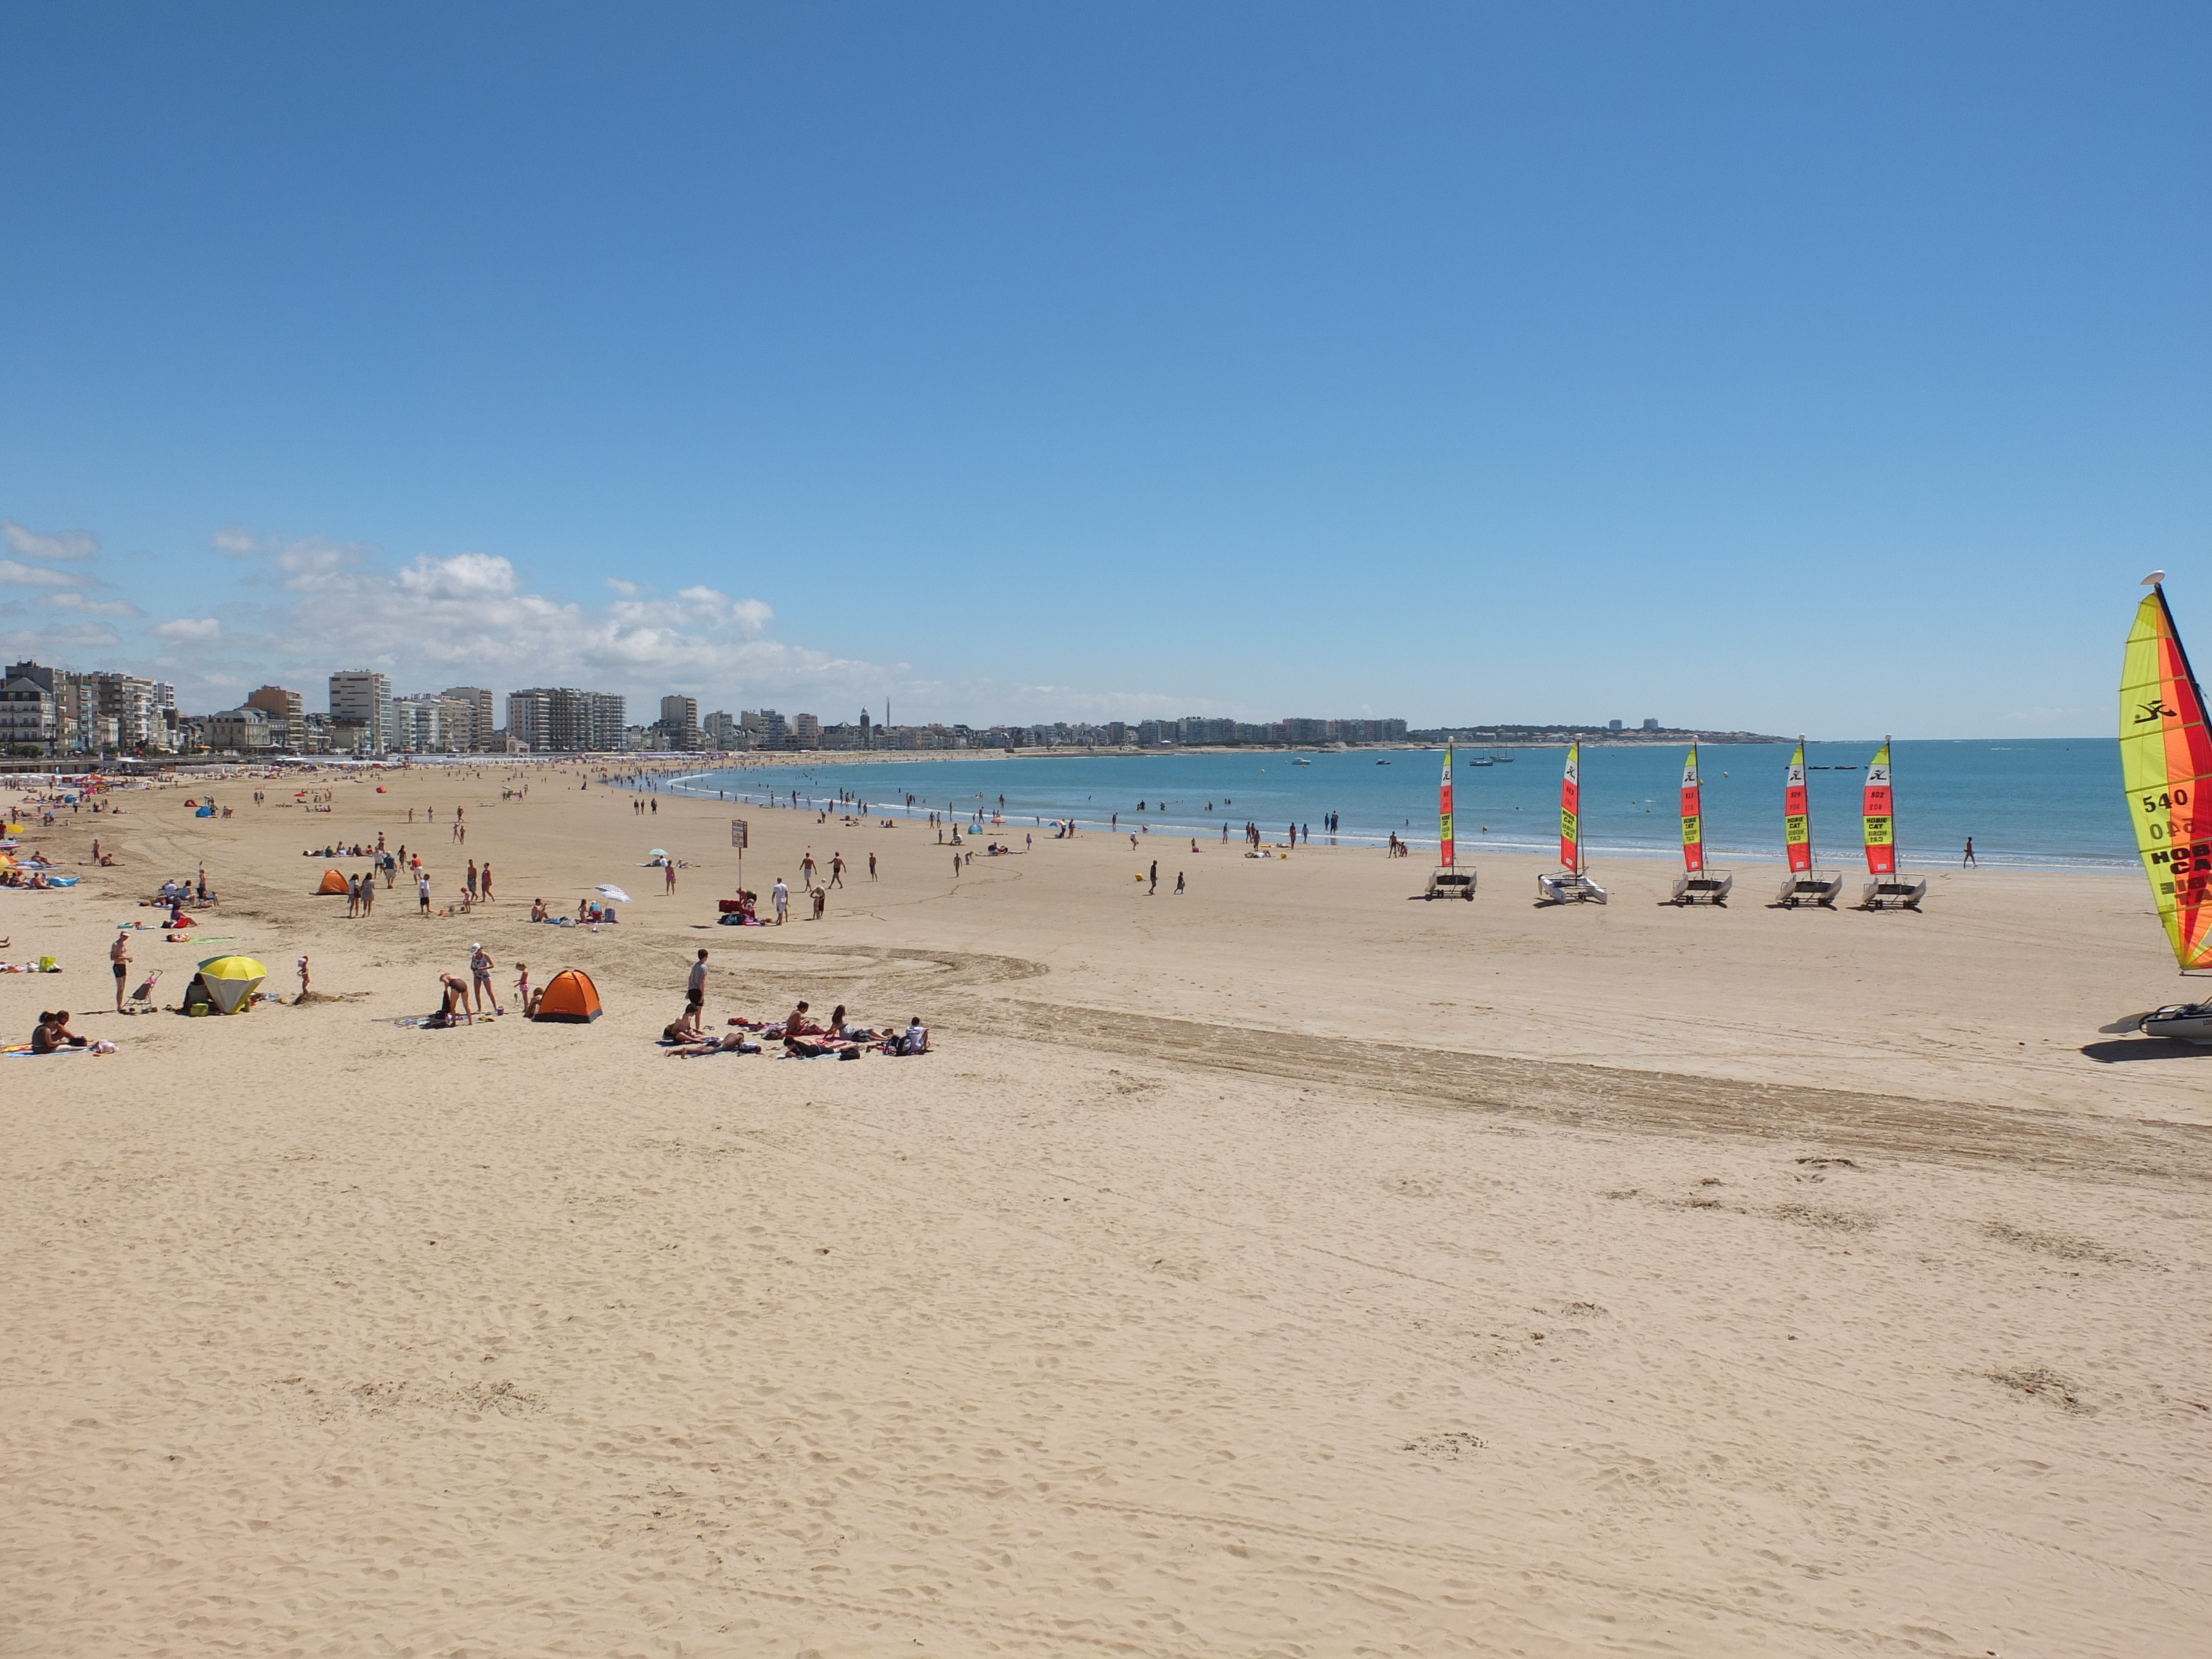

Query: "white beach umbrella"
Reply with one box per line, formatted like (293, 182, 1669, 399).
(596, 884, 633, 903)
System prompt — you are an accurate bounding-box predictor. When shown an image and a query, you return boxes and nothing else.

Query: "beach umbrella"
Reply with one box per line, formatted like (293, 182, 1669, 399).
(647, 847, 667, 859)
(196, 955, 267, 1015)
(596, 884, 632, 902)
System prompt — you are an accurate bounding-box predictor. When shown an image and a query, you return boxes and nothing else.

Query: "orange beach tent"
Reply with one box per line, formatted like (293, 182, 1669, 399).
(316, 868, 351, 895)
(535, 968, 602, 1024)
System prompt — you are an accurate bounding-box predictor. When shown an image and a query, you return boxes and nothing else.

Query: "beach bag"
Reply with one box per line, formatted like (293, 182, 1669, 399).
(37, 956, 55, 972)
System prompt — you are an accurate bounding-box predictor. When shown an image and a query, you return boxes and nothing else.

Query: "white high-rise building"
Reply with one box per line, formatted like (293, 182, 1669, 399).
(330, 671, 395, 753)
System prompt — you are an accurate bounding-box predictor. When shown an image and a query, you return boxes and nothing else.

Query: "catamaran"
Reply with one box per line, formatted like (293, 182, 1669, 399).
(1424, 740, 1475, 899)
(1857, 739, 1927, 909)
(1538, 742, 1606, 903)
(2108, 574, 2212, 1040)
(1775, 738, 1843, 907)
(1670, 741, 1731, 903)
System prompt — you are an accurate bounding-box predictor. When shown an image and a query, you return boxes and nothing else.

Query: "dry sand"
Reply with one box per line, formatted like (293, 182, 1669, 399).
(2, 763, 2206, 1657)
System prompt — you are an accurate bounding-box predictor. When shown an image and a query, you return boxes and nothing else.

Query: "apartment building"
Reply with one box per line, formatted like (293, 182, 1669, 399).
(506, 687, 627, 752)
(330, 671, 397, 753)
(442, 687, 496, 749)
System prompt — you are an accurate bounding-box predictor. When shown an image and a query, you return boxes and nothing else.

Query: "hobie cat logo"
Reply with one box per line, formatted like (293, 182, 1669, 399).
(2137, 698, 2179, 724)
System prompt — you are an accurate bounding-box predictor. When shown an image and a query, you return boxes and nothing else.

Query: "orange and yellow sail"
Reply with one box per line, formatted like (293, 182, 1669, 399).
(1863, 740, 1895, 875)
(1439, 742, 1455, 868)
(1679, 744, 1704, 873)
(2121, 583, 2212, 971)
(1783, 739, 1812, 873)
(1559, 742, 1582, 873)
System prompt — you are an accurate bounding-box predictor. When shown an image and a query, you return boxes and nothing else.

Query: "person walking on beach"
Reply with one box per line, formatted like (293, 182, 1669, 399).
(110, 930, 129, 1012)
(1963, 837, 1978, 868)
(686, 948, 709, 1029)
(828, 852, 844, 888)
(418, 871, 432, 915)
(1175, 871, 1185, 894)
(868, 851, 877, 880)
(479, 862, 492, 902)
(466, 859, 479, 901)
(1148, 860, 1158, 895)
(801, 851, 817, 888)
(773, 877, 789, 924)
(359, 871, 375, 916)
(346, 874, 361, 919)
(664, 859, 677, 895)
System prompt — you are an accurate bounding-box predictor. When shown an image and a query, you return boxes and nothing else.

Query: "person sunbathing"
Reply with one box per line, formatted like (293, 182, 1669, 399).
(667, 1032, 761, 1057)
(782, 1031, 861, 1058)
(781, 1000, 823, 1037)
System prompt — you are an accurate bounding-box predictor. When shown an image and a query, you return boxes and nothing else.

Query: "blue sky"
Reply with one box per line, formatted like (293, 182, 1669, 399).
(1, 3, 2205, 735)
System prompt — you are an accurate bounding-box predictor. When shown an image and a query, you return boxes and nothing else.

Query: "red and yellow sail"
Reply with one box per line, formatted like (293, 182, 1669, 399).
(2121, 585, 2212, 971)
(1559, 742, 1582, 873)
(1863, 740, 1895, 875)
(1680, 743, 1704, 873)
(1439, 742, 1455, 868)
(1783, 740, 1812, 874)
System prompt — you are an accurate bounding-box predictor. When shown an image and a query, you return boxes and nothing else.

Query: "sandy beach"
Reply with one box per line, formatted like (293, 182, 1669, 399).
(3, 764, 2206, 1657)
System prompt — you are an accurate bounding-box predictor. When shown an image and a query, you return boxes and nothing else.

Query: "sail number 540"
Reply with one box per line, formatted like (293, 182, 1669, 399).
(2146, 789, 2190, 812)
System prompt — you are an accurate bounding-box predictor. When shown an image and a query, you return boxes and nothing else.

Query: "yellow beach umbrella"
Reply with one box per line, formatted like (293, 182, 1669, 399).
(196, 955, 267, 1015)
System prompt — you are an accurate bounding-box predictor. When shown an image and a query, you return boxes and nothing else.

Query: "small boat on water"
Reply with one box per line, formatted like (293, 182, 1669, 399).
(1375, 759, 1390, 765)
(1465, 755, 1493, 767)
(1291, 757, 1312, 766)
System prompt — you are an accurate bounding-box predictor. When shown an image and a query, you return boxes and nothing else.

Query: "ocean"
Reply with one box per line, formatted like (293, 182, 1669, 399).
(657, 738, 2132, 872)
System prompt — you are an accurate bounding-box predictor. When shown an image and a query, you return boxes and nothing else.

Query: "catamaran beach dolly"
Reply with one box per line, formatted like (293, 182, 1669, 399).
(1857, 738, 1928, 910)
(1537, 742, 1607, 904)
(1773, 738, 1844, 908)
(1668, 741, 1731, 905)
(1422, 742, 1475, 899)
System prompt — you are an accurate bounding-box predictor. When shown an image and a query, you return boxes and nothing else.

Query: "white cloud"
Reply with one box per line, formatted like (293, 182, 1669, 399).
(0, 559, 84, 588)
(396, 550, 518, 601)
(164, 531, 1218, 724)
(3, 519, 99, 562)
(211, 528, 262, 556)
(0, 621, 123, 656)
(40, 592, 142, 617)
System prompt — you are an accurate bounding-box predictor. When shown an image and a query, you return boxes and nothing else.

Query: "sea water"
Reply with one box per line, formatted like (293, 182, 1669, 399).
(665, 738, 2131, 872)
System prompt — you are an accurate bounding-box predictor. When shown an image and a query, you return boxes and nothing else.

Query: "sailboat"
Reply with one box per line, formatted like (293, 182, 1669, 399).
(1538, 742, 1606, 904)
(2109, 575, 2212, 1040)
(1858, 739, 1927, 909)
(1670, 741, 1731, 904)
(1774, 738, 1843, 907)
(1423, 741, 1475, 899)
